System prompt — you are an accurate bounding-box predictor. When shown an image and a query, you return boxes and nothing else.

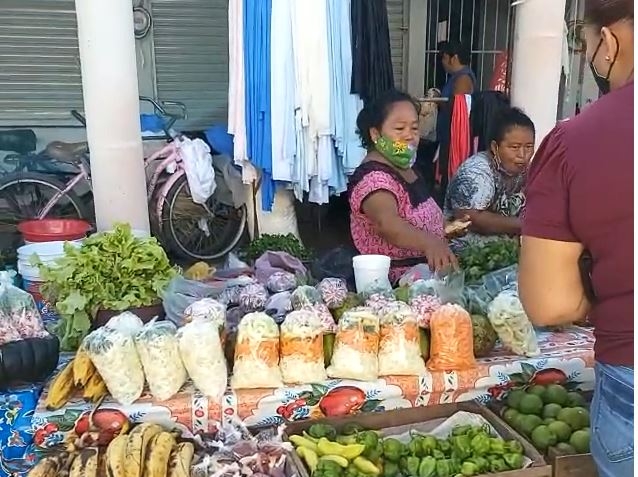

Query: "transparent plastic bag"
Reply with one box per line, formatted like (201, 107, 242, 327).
(237, 283, 269, 312)
(0, 279, 48, 339)
(183, 298, 226, 328)
(409, 294, 442, 328)
(264, 291, 293, 323)
(378, 303, 425, 376)
(326, 307, 379, 381)
(279, 310, 327, 384)
(316, 278, 348, 309)
(161, 275, 224, 326)
(427, 304, 476, 371)
(85, 326, 144, 405)
(104, 311, 144, 337)
(300, 303, 336, 334)
(177, 319, 227, 399)
(231, 312, 283, 389)
(365, 293, 396, 316)
(290, 285, 322, 309)
(135, 320, 187, 401)
(464, 265, 519, 315)
(398, 265, 434, 287)
(266, 271, 297, 293)
(487, 289, 540, 357)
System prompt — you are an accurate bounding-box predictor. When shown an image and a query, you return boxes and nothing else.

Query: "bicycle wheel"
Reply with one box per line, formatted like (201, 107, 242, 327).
(0, 172, 92, 252)
(159, 175, 247, 261)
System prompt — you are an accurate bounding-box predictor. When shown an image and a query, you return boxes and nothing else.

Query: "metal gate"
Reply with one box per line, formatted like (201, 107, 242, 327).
(423, 0, 515, 92)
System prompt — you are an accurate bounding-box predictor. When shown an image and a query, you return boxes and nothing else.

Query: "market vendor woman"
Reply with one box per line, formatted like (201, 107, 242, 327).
(444, 107, 535, 250)
(348, 90, 464, 280)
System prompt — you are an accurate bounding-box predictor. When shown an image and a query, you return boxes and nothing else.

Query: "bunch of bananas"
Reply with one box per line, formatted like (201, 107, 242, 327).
(28, 423, 195, 477)
(45, 345, 108, 410)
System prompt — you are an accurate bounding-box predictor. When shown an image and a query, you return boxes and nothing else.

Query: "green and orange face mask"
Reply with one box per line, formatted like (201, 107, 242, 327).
(374, 136, 417, 169)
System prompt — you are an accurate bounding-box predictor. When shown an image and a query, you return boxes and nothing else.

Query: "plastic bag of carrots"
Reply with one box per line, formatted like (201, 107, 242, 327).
(327, 307, 379, 381)
(378, 302, 426, 376)
(279, 310, 327, 384)
(427, 304, 476, 371)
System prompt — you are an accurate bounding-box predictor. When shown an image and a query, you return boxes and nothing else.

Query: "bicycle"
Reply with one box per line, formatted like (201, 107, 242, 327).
(0, 97, 247, 260)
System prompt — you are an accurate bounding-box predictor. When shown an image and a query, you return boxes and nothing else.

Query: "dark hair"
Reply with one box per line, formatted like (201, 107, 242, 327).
(584, 0, 633, 28)
(438, 40, 471, 65)
(356, 89, 420, 149)
(487, 107, 535, 145)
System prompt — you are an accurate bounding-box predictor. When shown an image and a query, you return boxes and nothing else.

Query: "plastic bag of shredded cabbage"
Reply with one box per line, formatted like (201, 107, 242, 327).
(177, 319, 227, 399)
(184, 298, 226, 326)
(279, 310, 326, 384)
(326, 307, 379, 381)
(409, 294, 442, 328)
(365, 293, 397, 316)
(231, 312, 283, 389)
(238, 283, 269, 312)
(291, 285, 322, 309)
(378, 303, 425, 376)
(267, 271, 297, 293)
(104, 311, 145, 337)
(135, 320, 187, 401)
(428, 304, 476, 371)
(487, 289, 539, 357)
(84, 326, 144, 405)
(316, 278, 348, 309)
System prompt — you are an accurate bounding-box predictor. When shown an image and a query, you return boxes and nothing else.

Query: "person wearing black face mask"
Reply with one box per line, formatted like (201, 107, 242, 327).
(519, 1, 633, 477)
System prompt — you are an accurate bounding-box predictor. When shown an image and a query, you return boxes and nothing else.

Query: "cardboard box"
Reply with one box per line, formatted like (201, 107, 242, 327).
(285, 401, 551, 477)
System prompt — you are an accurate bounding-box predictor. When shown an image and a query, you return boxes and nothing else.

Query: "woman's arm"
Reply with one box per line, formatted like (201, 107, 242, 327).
(519, 237, 590, 326)
(362, 191, 457, 270)
(454, 209, 520, 235)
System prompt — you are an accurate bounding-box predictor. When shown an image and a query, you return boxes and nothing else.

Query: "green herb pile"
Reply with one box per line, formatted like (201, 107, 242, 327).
(39, 223, 176, 351)
(243, 233, 312, 261)
(458, 239, 519, 283)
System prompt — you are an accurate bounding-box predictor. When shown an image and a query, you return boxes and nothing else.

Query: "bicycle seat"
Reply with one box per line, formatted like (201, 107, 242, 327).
(0, 129, 37, 154)
(45, 141, 89, 163)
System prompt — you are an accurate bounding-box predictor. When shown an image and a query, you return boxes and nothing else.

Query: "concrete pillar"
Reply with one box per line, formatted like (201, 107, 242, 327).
(74, 0, 150, 232)
(510, 0, 567, 149)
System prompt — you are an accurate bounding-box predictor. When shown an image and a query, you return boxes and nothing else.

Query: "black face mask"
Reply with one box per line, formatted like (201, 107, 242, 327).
(589, 33, 619, 95)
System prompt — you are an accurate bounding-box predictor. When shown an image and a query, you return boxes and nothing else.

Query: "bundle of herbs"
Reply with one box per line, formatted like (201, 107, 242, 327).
(38, 223, 176, 350)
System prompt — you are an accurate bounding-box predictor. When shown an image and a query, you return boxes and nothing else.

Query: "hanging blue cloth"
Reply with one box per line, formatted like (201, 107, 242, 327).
(244, 0, 275, 211)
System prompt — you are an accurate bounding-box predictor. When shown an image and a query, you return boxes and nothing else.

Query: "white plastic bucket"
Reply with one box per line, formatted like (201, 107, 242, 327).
(352, 254, 392, 294)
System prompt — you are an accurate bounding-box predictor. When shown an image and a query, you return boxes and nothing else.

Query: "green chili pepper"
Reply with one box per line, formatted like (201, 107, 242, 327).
(437, 439, 451, 455)
(357, 431, 380, 453)
(450, 435, 472, 460)
(467, 457, 489, 474)
(431, 449, 445, 460)
(451, 425, 472, 437)
(503, 453, 525, 470)
(505, 440, 524, 455)
(382, 460, 400, 477)
(382, 439, 406, 462)
(489, 438, 506, 455)
(408, 438, 422, 457)
(341, 423, 366, 436)
(308, 424, 337, 441)
(489, 457, 509, 473)
(364, 442, 383, 463)
(420, 436, 438, 456)
(470, 434, 491, 456)
(315, 459, 344, 477)
(403, 456, 420, 477)
(460, 461, 479, 476)
(418, 456, 437, 477)
(435, 459, 453, 477)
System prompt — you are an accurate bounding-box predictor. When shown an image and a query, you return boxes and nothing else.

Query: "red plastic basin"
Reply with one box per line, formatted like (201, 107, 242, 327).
(18, 219, 92, 242)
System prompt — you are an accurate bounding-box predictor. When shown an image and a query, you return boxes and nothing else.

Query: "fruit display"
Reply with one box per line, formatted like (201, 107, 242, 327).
(500, 385, 591, 455)
(288, 421, 526, 477)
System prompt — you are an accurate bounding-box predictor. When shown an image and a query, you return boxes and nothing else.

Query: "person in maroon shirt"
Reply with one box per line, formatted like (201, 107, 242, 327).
(519, 1, 633, 476)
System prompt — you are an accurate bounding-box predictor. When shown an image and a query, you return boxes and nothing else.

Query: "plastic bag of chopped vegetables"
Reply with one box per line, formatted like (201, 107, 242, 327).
(487, 289, 540, 357)
(326, 307, 379, 381)
(378, 303, 425, 376)
(279, 310, 327, 384)
(427, 304, 476, 371)
(231, 312, 283, 389)
(135, 319, 187, 401)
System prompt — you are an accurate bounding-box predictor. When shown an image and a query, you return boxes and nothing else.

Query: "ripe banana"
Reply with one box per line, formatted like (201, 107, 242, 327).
(68, 448, 99, 477)
(82, 371, 108, 403)
(143, 431, 176, 477)
(124, 423, 163, 477)
(45, 361, 76, 411)
(105, 433, 128, 477)
(167, 442, 194, 477)
(73, 345, 96, 387)
(27, 453, 68, 477)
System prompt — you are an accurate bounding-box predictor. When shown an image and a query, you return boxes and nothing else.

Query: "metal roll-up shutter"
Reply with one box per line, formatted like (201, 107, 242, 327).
(0, 0, 83, 126)
(151, 0, 229, 130)
(386, 0, 408, 89)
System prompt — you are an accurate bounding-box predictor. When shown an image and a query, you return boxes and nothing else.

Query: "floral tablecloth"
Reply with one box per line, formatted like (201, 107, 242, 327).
(223, 327, 595, 427)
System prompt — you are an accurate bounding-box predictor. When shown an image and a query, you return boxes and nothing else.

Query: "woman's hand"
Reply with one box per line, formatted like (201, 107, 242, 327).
(423, 236, 458, 272)
(445, 216, 471, 238)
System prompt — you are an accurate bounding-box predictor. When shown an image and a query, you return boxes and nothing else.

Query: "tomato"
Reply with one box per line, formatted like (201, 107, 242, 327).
(74, 409, 130, 446)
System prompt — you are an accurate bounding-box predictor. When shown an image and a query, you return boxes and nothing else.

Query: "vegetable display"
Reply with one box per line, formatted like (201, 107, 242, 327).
(39, 224, 176, 350)
(487, 290, 539, 357)
(458, 240, 519, 283)
(289, 422, 526, 477)
(243, 233, 312, 261)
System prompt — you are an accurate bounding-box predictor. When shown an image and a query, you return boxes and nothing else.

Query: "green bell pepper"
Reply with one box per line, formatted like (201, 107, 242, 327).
(431, 449, 445, 460)
(489, 457, 509, 473)
(382, 438, 406, 462)
(466, 457, 488, 474)
(341, 423, 366, 436)
(469, 433, 491, 456)
(450, 435, 472, 460)
(402, 456, 420, 477)
(503, 453, 525, 470)
(308, 424, 337, 441)
(408, 437, 423, 457)
(489, 438, 506, 455)
(460, 461, 480, 477)
(451, 425, 472, 437)
(357, 431, 380, 452)
(315, 459, 344, 477)
(505, 439, 524, 455)
(420, 436, 438, 456)
(437, 439, 451, 455)
(383, 460, 400, 477)
(435, 460, 453, 477)
(418, 456, 437, 477)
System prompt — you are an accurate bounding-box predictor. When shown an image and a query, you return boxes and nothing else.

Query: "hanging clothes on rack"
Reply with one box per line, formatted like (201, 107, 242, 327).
(244, 0, 275, 211)
(350, 0, 395, 104)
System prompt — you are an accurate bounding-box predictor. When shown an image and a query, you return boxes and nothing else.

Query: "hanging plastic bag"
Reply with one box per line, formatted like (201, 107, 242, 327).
(378, 303, 425, 376)
(231, 312, 283, 389)
(177, 319, 227, 399)
(135, 320, 187, 401)
(178, 137, 216, 204)
(316, 278, 348, 309)
(0, 277, 48, 340)
(327, 307, 379, 381)
(279, 310, 327, 385)
(290, 285, 322, 309)
(84, 326, 144, 406)
(487, 289, 540, 357)
(427, 304, 476, 371)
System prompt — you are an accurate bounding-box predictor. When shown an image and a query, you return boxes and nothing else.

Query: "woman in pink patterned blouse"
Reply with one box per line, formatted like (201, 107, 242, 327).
(348, 90, 460, 282)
